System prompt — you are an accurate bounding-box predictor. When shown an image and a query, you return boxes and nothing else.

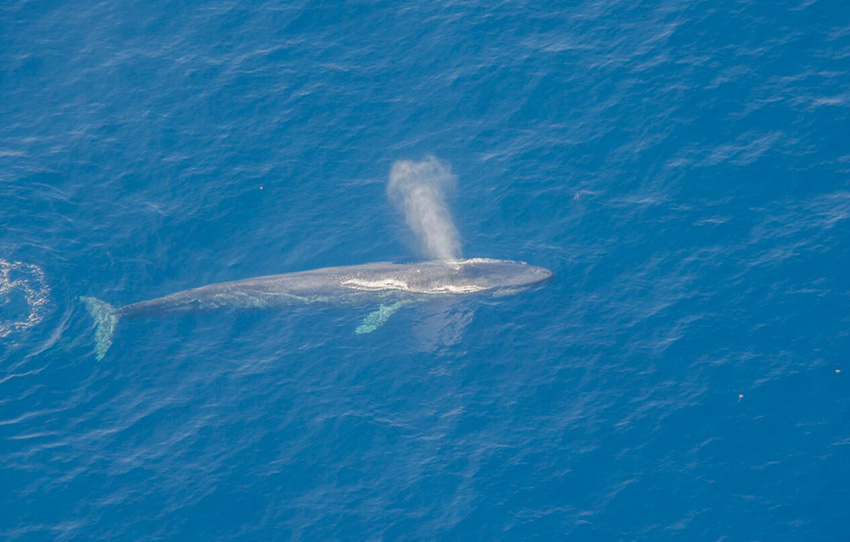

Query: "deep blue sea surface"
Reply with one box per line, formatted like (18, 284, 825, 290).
(2, 1, 849, 540)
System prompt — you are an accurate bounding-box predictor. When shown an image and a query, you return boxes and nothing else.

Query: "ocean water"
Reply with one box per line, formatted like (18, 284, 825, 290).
(2, 0, 849, 540)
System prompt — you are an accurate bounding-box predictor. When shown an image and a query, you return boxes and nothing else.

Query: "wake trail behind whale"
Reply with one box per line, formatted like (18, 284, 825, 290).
(387, 156, 462, 261)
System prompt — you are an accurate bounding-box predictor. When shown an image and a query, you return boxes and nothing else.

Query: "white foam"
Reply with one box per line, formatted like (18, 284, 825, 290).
(454, 258, 515, 264)
(424, 284, 486, 293)
(342, 278, 411, 291)
(0, 259, 51, 338)
(342, 277, 486, 294)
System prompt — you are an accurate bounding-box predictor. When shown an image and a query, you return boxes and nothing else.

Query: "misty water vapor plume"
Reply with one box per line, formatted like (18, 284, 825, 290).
(387, 156, 462, 261)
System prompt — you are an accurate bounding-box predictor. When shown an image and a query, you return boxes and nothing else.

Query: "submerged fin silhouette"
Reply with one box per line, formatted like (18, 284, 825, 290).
(80, 296, 119, 360)
(355, 301, 408, 334)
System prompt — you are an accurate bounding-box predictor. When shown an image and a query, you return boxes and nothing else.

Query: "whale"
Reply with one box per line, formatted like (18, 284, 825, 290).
(82, 258, 553, 360)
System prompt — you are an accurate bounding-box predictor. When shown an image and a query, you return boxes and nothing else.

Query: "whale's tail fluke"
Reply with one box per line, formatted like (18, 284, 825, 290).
(80, 296, 119, 360)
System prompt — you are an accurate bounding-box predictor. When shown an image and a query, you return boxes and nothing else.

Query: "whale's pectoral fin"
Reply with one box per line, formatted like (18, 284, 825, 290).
(355, 301, 408, 334)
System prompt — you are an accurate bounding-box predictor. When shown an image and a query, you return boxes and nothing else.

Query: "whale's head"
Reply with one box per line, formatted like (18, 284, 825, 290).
(441, 258, 554, 294)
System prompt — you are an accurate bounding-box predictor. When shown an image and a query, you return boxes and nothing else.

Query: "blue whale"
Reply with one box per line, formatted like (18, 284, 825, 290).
(82, 258, 553, 360)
